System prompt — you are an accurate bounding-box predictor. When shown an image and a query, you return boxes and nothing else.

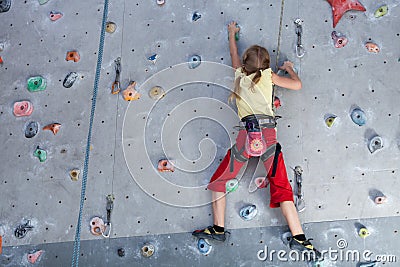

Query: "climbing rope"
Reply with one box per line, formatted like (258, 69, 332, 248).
(71, 0, 109, 266)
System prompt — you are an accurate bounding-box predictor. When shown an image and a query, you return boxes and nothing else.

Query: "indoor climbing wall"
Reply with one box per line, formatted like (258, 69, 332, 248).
(0, 0, 399, 266)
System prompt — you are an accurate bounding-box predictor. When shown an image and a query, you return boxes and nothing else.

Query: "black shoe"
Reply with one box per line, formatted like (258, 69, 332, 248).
(192, 226, 226, 242)
(289, 238, 323, 261)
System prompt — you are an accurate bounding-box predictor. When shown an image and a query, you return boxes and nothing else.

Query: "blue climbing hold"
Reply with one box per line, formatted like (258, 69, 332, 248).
(368, 135, 383, 153)
(197, 238, 212, 255)
(239, 204, 258, 221)
(192, 11, 201, 22)
(188, 55, 201, 69)
(148, 54, 158, 64)
(350, 108, 366, 126)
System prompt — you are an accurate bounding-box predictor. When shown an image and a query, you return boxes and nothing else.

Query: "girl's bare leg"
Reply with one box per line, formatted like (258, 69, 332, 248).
(280, 201, 304, 235)
(212, 191, 226, 227)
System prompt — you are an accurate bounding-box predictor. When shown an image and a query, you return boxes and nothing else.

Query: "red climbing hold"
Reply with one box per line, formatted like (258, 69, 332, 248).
(158, 160, 174, 172)
(0, 56, 3, 65)
(49, 11, 63, 21)
(273, 96, 281, 109)
(327, 0, 366, 28)
(27, 250, 43, 264)
(13, 101, 34, 117)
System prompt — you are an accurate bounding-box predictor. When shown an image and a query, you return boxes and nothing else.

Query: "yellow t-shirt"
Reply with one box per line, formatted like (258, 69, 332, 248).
(234, 67, 274, 119)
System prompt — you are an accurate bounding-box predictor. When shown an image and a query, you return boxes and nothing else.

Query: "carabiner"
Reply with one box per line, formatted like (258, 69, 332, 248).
(111, 81, 120, 94)
(111, 57, 121, 94)
(295, 45, 305, 58)
(294, 19, 305, 58)
(102, 223, 112, 238)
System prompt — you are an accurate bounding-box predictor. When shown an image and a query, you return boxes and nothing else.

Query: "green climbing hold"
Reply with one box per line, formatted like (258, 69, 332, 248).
(38, 0, 49, 5)
(228, 24, 240, 41)
(374, 5, 388, 18)
(27, 76, 46, 92)
(226, 178, 239, 193)
(325, 115, 337, 128)
(34, 147, 47, 162)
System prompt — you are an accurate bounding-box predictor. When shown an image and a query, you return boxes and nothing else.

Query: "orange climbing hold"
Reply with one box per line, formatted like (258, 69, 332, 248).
(27, 250, 43, 264)
(123, 81, 141, 101)
(158, 160, 174, 172)
(365, 42, 380, 53)
(43, 123, 61, 135)
(90, 217, 106, 236)
(66, 51, 80, 62)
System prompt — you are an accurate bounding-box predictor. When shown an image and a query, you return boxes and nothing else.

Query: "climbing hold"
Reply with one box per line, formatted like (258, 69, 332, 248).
(192, 11, 201, 22)
(327, 0, 366, 28)
(117, 248, 125, 257)
(63, 72, 78, 88)
(49, 11, 63, 21)
(197, 238, 212, 255)
(123, 81, 141, 101)
(27, 250, 43, 264)
(188, 55, 201, 69)
(27, 76, 47, 92)
(358, 261, 377, 267)
(0, 42, 4, 52)
(14, 220, 34, 239)
(0, 235, 2, 255)
(239, 204, 258, 221)
(374, 5, 388, 18)
(141, 244, 155, 257)
(226, 178, 239, 193)
(228, 23, 240, 41)
(331, 31, 348, 48)
(350, 108, 366, 126)
(90, 217, 106, 236)
(106, 22, 117, 33)
(148, 54, 158, 64)
(368, 135, 383, 153)
(66, 51, 80, 62)
(158, 159, 174, 172)
(69, 169, 80, 181)
(34, 146, 47, 162)
(0, 0, 11, 13)
(374, 195, 387, 204)
(325, 115, 337, 128)
(255, 177, 268, 189)
(365, 42, 380, 53)
(43, 123, 61, 135)
(149, 86, 165, 100)
(273, 96, 281, 109)
(358, 227, 370, 238)
(156, 0, 165, 5)
(13, 101, 34, 117)
(0, 56, 3, 65)
(38, 0, 49, 4)
(25, 121, 39, 138)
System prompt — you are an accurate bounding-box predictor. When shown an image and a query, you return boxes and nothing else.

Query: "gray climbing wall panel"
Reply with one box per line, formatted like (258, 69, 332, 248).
(0, 0, 399, 266)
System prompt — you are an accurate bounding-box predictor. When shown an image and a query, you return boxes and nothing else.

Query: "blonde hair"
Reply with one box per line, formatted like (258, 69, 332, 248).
(229, 45, 270, 102)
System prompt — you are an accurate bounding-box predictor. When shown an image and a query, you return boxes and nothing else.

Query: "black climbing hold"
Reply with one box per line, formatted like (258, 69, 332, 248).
(63, 72, 78, 88)
(192, 11, 201, 21)
(14, 220, 34, 239)
(117, 248, 125, 257)
(25, 121, 38, 138)
(0, 0, 11, 13)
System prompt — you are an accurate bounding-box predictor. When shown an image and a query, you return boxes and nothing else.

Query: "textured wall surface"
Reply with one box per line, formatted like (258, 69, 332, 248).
(0, 0, 399, 266)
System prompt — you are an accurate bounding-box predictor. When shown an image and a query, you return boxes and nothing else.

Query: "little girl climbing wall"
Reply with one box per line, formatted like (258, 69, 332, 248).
(0, 0, 399, 266)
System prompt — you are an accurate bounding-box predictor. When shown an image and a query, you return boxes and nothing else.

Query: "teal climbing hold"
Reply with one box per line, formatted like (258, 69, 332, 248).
(188, 55, 201, 69)
(34, 147, 47, 162)
(226, 178, 239, 192)
(197, 238, 212, 255)
(38, 0, 49, 5)
(27, 76, 46, 92)
(350, 108, 366, 126)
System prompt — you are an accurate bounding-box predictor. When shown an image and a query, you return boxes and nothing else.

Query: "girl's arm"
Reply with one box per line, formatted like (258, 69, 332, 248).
(228, 21, 241, 69)
(272, 61, 302, 90)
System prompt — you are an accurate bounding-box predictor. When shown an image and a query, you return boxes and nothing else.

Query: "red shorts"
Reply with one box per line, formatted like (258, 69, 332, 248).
(207, 128, 294, 208)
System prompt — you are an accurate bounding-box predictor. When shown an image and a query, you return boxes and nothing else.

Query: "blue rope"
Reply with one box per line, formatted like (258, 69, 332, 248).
(71, 0, 109, 266)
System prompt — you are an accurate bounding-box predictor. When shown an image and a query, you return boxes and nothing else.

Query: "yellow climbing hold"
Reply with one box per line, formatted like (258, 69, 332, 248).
(374, 5, 388, 18)
(325, 115, 337, 128)
(358, 227, 370, 238)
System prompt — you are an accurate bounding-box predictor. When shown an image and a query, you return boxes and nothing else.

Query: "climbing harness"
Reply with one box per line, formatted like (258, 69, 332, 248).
(71, 0, 109, 266)
(102, 194, 114, 238)
(294, 19, 305, 58)
(111, 57, 121, 94)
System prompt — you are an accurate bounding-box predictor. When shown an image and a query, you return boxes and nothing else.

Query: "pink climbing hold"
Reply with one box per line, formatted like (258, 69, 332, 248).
(49, 11, 63, 21)
(273, 96, 281, 109)
(27, 250, 43, 264)
(331, 31, 348, 48)
(13, 101, 34, 117)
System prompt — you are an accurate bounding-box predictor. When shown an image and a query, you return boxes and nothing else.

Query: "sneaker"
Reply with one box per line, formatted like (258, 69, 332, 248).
(290, 238, 323, 261)
(192, 226, 226, 242)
